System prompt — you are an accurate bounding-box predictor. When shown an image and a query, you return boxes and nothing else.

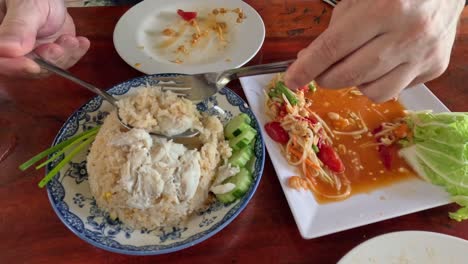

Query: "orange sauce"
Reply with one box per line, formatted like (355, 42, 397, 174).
(304, 87, 416, 203)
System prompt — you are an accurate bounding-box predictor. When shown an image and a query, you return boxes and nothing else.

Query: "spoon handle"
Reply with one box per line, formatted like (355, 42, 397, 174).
(30, 54, 118, 107)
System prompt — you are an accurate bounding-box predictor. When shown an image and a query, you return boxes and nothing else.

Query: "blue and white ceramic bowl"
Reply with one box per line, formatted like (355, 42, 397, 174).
(46, 74, 265, 255)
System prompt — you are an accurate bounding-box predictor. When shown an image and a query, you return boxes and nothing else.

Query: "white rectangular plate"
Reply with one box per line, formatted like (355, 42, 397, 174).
(240, 74, 451, 239)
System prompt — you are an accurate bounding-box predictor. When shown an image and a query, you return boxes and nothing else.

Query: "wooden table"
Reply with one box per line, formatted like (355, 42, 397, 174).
(1, 1, 467, 263)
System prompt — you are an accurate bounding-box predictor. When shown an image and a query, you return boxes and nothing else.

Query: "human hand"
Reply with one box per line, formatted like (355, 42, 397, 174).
(284, 0, 465, 102)
(0, 0, 90, 78)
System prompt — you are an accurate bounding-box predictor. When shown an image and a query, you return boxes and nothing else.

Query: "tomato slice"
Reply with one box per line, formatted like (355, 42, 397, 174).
(317, 143, 345, 173)
(264, 122, 290, 144)
(177, 9, 197, 21)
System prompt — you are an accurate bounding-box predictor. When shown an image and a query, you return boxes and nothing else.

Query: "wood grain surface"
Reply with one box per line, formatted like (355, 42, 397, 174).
(0, 1, 467, 263)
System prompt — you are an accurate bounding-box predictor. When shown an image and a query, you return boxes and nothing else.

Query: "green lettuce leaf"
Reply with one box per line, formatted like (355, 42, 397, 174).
(399, 111, 468, 221)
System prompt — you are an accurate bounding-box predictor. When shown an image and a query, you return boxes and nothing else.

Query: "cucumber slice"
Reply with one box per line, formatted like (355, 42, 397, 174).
(246, 156, 257, 174)
(228, 168, 253, 198)
(216, 191, 237, 204)
(249, 137, 256, 149)
(229, 146, 253, 168)
(225, 122, 251, 139)
(229, 127, 257, 151)
(236, 113, 251, 124)
(224, 113, 252, 139)
(215, 168, 253, 204)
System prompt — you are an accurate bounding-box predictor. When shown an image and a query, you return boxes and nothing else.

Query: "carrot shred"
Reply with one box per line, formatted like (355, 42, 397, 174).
(287, 144, 320, 170)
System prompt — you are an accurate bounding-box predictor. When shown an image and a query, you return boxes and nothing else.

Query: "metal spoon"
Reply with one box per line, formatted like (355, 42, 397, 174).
(30, 54, 199, 139)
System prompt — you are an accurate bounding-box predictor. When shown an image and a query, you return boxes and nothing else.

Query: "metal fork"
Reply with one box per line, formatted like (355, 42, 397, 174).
(153, 60, 295, 102)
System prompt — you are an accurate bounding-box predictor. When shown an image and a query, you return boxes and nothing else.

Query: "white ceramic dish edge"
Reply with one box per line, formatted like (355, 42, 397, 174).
(338, 231, 468, 264)
(239, 74, 452, 239)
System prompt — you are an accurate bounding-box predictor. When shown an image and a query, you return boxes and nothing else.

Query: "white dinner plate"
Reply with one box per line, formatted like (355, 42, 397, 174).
(240, 74, 452, 239)
(113, 0, 265, 74)
(338, 231, 468, 264)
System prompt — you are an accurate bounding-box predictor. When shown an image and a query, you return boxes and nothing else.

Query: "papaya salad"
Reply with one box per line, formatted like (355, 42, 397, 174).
(264, 74, 417, 202)
(264, 75, 468, 221)
(264, 75, 352, 200)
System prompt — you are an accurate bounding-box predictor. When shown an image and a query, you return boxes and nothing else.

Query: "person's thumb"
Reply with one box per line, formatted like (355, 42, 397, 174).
(0, 1, 44, 57)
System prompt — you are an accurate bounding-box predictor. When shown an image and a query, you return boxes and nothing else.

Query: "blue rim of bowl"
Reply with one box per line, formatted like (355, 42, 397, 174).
(45, 74, 266, 255)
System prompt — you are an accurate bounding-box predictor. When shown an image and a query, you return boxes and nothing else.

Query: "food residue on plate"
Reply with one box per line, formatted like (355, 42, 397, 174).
(147, 8, 245, 64)
(171, 58, 183, 64)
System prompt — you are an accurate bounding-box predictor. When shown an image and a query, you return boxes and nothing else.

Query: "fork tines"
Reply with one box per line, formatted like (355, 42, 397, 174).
(323, 0, 340, 7)
(151, 76, 192, 97)
(151, 76, 186, 84)
(160, 86, 191, 97)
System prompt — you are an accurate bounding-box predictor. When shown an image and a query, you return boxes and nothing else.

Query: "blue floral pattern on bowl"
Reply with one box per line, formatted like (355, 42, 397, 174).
(45, 74, 265, 255)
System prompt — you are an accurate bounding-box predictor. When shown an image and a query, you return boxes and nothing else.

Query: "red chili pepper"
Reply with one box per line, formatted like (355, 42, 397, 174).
(317, 143, 345, 173)
(177, 9, 197, 21)
(372, 125, 383, 135)
(299, 85, 309, 92)
(293, 116, 318, 126)
(306, 116, 318, 124)
(373, 124, 394, 170)
(278, 103, 288, 119)
(264, 122, 290, 144)
(378, 145, 394, 170)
